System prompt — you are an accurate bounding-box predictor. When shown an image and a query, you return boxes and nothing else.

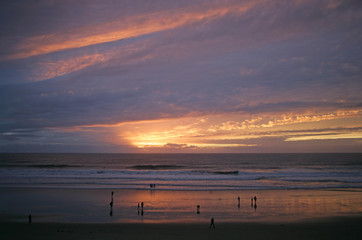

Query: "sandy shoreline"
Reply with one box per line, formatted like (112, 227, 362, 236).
(1, 216, 362, 240)
(1, 188, 362, 239)
(1, 187, 362, 224)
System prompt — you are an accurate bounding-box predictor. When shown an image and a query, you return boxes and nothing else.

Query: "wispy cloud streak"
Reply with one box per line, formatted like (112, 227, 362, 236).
(31, 53, 107, 81)
(9, 1, 258, 60)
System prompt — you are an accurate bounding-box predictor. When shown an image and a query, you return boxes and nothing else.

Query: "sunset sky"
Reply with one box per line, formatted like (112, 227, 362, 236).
(0, 0, 361, 153)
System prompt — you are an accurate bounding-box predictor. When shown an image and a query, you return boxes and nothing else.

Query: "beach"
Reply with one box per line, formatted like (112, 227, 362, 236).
(1, 187, 362, 239)
(1, 188, 362, 223)
(2, 217, 362, 240)
(1, 154, 361, 239)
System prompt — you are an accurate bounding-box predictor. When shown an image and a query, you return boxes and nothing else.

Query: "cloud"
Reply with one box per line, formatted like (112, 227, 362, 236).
(285, 133, 362, 142)
(164, 143, 198, 149)
(31, 53, 107, 81)
(0, 129, 39, 141)
(114, 110, 362, 151)
(0, 0, 361, 152)
(6, 1, 258, 60)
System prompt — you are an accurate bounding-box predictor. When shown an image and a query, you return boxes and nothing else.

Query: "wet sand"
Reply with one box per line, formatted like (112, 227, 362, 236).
(1, 188, 362, 239)
(1, 217, 361, 240)
(1, 188, 361, 223)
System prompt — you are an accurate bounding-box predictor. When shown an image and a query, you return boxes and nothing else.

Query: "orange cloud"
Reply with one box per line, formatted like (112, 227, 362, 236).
(31, 53, 106, 81)
(121, 109, 362, 149)
(9, 1, 259, 59)
(208, 110, 362, 131)
(285, 133, 362, 142)
(29, 36, 156, 81)
(44, 108, 362, 151)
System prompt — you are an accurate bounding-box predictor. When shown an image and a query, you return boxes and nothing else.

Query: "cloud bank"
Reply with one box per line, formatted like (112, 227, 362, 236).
(0, 0, 361, 152)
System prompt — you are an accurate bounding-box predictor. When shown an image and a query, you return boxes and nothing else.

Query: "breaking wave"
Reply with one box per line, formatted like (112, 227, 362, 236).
(128, 165, 185, 170)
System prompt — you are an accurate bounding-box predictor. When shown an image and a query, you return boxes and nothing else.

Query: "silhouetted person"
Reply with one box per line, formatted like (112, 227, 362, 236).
(141, 202, 144, 208)
(238, 196, 240, 208)
(197, 205, 200, 214)
(254, 196, 257, 203)
(109, 191, 114, 217)
(210, 217, 215, 228)
(28, 214, 32, 223)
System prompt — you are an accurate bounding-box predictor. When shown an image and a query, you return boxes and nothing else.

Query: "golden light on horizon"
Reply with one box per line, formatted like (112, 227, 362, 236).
(45, 109, 362, 151)
(115, 109, 362, 151)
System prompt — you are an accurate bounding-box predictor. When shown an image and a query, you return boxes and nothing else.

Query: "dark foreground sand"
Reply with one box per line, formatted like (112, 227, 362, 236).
(1, 217, 361, 240)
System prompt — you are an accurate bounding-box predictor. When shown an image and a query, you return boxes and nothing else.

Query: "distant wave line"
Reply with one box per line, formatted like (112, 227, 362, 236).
(27, 164, 81, 168)
(128, 165, 185, 170)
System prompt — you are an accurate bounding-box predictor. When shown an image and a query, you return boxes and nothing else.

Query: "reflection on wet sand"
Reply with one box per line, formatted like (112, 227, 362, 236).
(109, 189, 362, 223)
(1, 188, 361, 223)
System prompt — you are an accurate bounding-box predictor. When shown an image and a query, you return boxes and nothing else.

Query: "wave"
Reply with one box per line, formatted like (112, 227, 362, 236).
(2, 179, 361, 191)
(284, 179, 361, 183)
(128, 165, 185, 170)
(26, 164, 79, 168)
(211, 171, 239, 175)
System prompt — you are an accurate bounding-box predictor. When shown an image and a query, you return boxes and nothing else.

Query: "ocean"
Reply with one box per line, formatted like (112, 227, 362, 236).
(1, 153, 361, 190)
(1, 153, 362, 223)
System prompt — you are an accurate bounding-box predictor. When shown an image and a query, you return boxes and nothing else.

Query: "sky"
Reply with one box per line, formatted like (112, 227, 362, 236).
(0, 0, 361, 153)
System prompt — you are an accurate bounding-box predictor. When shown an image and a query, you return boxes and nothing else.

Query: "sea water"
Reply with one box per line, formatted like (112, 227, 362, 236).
(0, 153, 362, 223)
(1, 153, 361, 190)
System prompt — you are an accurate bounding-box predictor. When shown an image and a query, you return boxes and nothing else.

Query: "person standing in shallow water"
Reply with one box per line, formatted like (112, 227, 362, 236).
(210, 217, 215, 228)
